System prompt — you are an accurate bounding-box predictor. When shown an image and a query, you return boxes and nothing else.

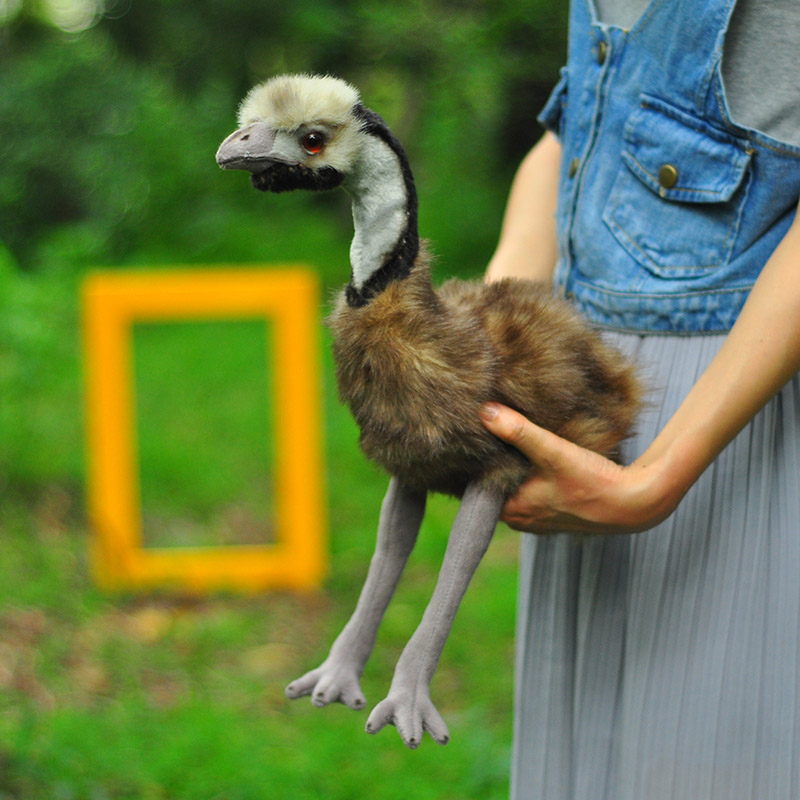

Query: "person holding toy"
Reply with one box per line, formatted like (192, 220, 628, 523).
(482, 1, 800, 797)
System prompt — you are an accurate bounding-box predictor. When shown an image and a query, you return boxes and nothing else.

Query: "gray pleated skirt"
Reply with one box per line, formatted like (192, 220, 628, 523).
(511, 332, 800, 800)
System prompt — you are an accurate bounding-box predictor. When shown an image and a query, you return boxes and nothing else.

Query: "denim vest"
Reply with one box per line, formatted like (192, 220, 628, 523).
(541, 0, 800, 334)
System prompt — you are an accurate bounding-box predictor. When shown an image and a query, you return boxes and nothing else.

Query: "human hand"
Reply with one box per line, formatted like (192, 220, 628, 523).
(479, 403, 682, 535)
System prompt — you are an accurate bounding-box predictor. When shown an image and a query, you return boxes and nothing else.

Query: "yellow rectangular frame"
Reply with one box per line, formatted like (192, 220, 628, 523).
(82, 267, 326, 593)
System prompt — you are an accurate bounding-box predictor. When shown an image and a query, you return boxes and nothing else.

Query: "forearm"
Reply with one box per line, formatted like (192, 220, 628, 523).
(637, 212, 800, 506)
(485, 131, 561, 285)
(480, 204, 800, 534)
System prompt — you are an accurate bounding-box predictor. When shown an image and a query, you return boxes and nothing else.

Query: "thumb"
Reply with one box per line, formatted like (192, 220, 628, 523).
(480, 402, 570, 472)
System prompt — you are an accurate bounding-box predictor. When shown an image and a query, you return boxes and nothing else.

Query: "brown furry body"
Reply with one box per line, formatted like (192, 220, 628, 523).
(329, 245, 641, 498)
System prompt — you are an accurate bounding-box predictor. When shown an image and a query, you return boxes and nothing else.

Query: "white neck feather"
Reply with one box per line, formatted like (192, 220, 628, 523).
(344, 136, 408, 290)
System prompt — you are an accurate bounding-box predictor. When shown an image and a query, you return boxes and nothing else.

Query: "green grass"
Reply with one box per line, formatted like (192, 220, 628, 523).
(133, 318, 276, 547)
(0, 491, 518, 799)
(0, 264, 518, 799)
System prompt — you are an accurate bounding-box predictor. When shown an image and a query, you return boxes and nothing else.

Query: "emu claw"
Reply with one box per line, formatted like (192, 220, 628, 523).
(285, 663, 367, 711)
(365, 690, 450, 749)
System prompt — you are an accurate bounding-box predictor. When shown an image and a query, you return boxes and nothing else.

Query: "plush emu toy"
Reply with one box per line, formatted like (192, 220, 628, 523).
(217, 74, 641, 749)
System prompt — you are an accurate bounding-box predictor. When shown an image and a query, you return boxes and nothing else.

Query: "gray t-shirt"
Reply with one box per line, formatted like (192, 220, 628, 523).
(594, 0, 800, 146)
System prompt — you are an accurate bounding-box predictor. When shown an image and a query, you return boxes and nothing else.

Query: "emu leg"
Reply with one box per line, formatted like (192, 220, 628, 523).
(366, 481, 503, 748)
(286, 477, 426, 710)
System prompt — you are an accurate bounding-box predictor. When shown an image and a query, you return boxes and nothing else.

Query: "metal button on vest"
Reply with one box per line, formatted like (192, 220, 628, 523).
(597, 40, 607, 65)
(568, 157, 580, 178)
(658, 164, 679, 189)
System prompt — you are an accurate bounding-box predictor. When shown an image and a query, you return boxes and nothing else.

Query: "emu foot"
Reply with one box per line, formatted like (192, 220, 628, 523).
(365, 686, 450, 749)
(285, 660, 367, 711)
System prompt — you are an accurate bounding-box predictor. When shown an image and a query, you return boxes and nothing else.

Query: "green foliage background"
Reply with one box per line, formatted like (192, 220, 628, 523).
(0, 2, 566, 797)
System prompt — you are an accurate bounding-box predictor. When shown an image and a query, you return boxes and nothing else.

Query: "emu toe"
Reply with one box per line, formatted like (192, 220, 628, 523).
(285, 663, 367, 711)
(366, 689, 450, 749)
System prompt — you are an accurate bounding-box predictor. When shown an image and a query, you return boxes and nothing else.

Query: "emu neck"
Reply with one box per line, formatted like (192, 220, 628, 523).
(344, 134, 419, 307)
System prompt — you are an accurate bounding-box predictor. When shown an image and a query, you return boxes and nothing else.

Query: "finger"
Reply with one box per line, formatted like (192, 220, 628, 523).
(501, 504, 558, 533)
(501, 513, 561, 534)
(480, 403, 567, 470)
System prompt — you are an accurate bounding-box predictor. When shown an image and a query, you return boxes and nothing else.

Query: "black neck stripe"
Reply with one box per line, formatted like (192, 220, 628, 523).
(346, 104, 420, 308)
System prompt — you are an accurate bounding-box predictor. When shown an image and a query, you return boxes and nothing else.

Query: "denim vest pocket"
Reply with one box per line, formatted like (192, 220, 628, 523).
(602, 97, 753, 278)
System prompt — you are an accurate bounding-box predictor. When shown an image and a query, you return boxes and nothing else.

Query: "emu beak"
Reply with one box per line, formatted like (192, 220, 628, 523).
(216, 122, 285, 172)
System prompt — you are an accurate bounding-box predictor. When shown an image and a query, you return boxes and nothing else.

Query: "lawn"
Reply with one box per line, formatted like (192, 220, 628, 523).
(0, 262, 519, 799)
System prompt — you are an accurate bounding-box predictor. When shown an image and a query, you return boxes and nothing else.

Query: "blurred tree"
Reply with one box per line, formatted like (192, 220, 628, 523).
(0, 0, 567, 274)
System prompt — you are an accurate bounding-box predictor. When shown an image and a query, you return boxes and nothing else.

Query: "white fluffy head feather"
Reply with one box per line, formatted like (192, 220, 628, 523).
(238, 74, 360, 129)
(236, 75, 364, 173)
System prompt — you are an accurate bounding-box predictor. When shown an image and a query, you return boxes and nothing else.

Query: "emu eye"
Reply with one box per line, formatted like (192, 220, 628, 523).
(302, 131, 325, 155)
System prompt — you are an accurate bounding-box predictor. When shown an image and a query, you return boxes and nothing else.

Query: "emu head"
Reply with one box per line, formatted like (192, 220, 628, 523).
(215, 74, 365, 193)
